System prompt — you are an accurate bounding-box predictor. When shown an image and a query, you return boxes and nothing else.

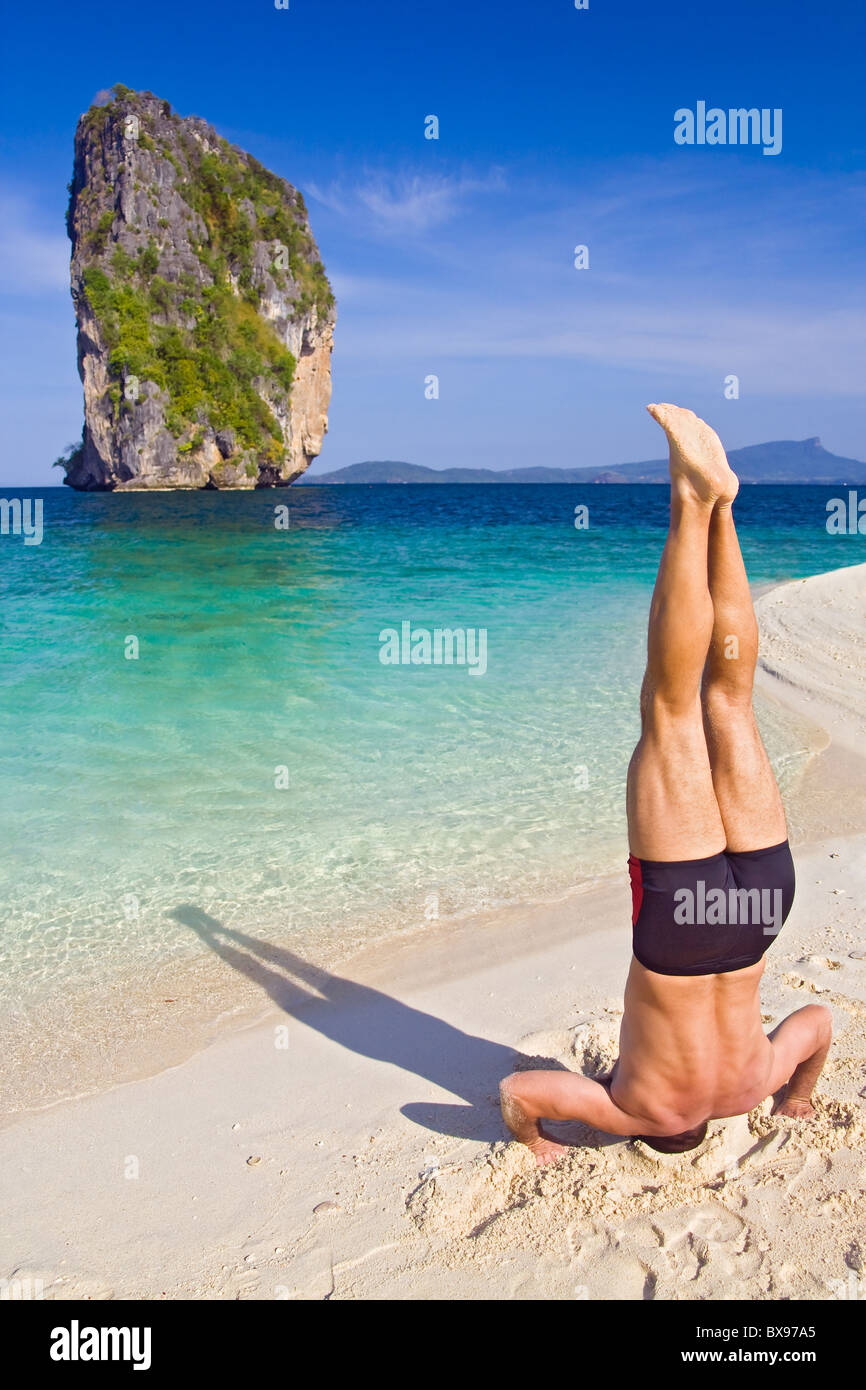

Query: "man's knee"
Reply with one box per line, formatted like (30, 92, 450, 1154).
(701, 677, 754, 715)
(639, 682, 706, 732)
(701, 674, 755, 724)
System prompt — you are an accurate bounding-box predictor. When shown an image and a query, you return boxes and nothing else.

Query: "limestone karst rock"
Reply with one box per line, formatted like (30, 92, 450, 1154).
(62, 86, 335, 490)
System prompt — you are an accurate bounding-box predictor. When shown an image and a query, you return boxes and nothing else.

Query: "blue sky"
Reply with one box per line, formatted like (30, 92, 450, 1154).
(1, 0, 864, 484)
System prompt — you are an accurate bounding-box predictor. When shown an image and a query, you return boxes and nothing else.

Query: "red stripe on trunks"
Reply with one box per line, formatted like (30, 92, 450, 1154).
(627, 853, 644, 927)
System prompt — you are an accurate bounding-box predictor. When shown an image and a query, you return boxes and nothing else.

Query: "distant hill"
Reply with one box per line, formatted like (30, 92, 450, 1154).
(299, 438, 866, 486)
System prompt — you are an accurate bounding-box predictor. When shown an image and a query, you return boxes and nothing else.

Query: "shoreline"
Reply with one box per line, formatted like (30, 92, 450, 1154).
(1, 561, 864, 1300)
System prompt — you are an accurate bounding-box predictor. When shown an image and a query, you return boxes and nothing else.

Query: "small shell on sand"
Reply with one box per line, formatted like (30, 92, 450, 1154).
(314, 1200, 342, 1215)
(246, 1155, 262, 1166)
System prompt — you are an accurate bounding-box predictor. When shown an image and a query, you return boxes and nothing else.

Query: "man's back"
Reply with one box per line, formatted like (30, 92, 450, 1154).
(614, 958, 773, 1132)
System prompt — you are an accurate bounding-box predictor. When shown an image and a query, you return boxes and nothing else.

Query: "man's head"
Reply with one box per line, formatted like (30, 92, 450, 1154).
(634, 1123, 708, 1154)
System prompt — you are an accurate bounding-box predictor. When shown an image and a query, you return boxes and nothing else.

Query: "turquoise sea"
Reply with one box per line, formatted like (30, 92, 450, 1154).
(1, 483, 864, 1027)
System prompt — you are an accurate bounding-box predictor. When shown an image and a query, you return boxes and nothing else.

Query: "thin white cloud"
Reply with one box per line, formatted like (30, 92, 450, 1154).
(327, 269, 866, 397)
(308, 168, 506, 234)
(0, 192, 69, 294)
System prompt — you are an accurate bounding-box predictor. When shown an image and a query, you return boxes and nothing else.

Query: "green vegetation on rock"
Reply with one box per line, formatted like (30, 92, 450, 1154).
(177, 142, 333, 317)
(82, 260, 296, 459)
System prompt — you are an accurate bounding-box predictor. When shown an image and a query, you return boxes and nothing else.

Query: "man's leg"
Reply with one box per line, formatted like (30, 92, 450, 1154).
(700, 501, 787, 850)
(625, 405, 736, 861)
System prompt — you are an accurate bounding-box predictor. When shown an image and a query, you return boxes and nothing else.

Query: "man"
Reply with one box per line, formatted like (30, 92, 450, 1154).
(500, 403, 832, 1165)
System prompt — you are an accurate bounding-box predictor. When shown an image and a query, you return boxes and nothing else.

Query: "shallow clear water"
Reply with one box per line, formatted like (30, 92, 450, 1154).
(1, 483, 863, 1015)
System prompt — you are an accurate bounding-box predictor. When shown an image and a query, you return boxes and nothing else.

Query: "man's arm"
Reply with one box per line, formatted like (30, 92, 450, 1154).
(766, 1003, 832, 1118)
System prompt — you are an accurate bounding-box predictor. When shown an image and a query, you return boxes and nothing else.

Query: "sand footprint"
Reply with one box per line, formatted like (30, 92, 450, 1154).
(565, 1205, 762, 1300)
(648, 1203, 765, 1292)
(799, 955, 842, 971)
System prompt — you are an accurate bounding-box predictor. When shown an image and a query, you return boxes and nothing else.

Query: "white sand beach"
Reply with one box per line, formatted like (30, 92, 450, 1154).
(2, 562, 865, 1302)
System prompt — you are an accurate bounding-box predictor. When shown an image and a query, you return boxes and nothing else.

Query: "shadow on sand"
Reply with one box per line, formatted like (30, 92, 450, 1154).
(171, 904, 569, 1143)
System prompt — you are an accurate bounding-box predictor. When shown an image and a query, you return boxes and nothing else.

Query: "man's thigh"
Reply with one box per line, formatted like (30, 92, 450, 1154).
(702, 697, 788, 853)
(627, 703, 727, 861)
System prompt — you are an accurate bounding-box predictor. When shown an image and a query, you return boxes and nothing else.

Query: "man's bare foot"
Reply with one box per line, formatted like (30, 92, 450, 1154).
(526, 1129, 571, 1167)
(773, 1093, 817, 1120)
(647, 403, 739, 507)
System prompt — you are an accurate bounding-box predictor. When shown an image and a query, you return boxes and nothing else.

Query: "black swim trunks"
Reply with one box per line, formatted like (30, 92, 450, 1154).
(628, 840, 795, 976)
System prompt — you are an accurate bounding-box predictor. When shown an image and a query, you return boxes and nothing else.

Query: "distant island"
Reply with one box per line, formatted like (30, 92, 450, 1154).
(59, 86, 335, 491)
(300, 438, 866, 486)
